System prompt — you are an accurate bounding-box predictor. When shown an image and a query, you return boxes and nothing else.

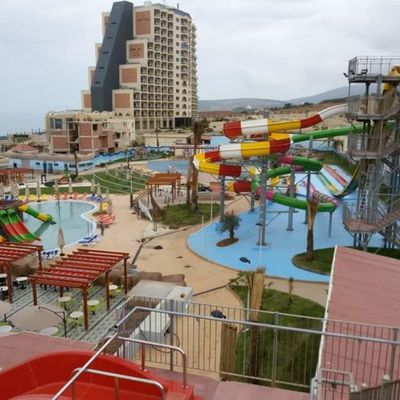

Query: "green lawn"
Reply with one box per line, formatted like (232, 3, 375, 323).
(78, 169, 150, 194)
(231, 286, 324, 389)
(293, 247, 400, 275)
(162, 203, 220, 229)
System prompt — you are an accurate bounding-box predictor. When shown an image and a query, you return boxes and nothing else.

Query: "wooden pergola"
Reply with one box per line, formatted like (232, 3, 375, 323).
(146, 173, 182, 204)
(29, 249, 130, 330)
(0, 243, 43, 303)
(0, 167, 34, 185)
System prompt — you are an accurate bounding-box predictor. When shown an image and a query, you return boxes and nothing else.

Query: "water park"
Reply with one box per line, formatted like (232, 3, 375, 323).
(1, 55, 400, 400)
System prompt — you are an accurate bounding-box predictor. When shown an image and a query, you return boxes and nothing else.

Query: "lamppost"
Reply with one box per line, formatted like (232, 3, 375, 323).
(38, 306, 67, 338)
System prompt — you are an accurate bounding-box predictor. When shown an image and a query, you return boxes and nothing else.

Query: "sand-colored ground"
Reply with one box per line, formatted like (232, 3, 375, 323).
(81, 193, 328, 308)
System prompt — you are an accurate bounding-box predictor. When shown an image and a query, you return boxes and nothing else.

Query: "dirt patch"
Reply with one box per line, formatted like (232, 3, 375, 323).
(216, 238, 239, 247)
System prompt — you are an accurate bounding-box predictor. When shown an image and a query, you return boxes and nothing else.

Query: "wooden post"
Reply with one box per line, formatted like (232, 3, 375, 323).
(219, 323, 238, 381)
(82, 287, 89, 330)
(32, 281, 37, 305)
(37, 248, 43, 271)
(105, 271, 110, 310)
(6, 267, 12, 304)
(123, 258, 128, 294)
(60, 287, 64, 297)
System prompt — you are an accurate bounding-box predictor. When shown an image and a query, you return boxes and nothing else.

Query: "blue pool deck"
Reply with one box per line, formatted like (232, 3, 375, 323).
(187, 170, 383, 283)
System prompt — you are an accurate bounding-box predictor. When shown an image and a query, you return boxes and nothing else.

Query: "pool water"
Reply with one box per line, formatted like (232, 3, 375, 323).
(23, 201, 96, 251)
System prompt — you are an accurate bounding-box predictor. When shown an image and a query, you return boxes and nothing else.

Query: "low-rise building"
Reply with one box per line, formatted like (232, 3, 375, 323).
(46, 110, 135, 155)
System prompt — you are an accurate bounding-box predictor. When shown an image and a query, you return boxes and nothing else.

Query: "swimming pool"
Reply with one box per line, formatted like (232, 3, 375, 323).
(23, 201, 96, 251)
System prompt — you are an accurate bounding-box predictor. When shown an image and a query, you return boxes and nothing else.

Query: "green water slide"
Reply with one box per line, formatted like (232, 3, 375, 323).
(0, 209, 39, 243)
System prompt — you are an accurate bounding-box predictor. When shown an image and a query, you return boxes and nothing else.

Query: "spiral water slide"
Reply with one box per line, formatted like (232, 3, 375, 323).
(193, 104, 360, 211)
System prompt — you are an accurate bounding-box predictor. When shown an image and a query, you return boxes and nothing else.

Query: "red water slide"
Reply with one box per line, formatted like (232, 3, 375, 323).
(0, 350, 200, 400)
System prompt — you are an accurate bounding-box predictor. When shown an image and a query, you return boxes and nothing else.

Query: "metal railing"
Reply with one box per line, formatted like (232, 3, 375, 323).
(348, 56, 400, 77)
(115, 336, 188, 388)
(347, 90, 400, 120)
(310, 369, 356, 400)
(343, 200, 400, 232)
(111, 301, 400, 392)
(350, 377, 400, 400)
(70, 367, 166, 400)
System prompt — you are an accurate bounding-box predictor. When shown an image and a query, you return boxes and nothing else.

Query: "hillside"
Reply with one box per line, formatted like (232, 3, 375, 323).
(198, 85, 365, 112)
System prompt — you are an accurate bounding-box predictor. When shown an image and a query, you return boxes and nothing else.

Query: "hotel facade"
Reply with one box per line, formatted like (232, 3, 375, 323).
(48, 1, 198, 154)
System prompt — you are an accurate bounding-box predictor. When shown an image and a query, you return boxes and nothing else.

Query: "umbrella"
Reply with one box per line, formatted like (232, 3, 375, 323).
(11, 182, 19, 199)
(58, 226, 65, 256)
(25, 183, 30, 200)
(10, 305, 65, 331)
(91, 178, 96, 194)
(54, 180, 59, 195)
(105, 188, 110, 203)
(36, 179, 41, 201)
(107, 199, 113, 215)
(68, 177, 73, 198)
(0, 182, 4, 199)
(96, 183, 102, 197)
(0, 301, 12, 320)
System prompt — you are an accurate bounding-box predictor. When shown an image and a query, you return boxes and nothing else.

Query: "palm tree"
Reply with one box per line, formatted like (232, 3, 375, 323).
(218, 211, 241, 241)
(73, 150, 79, 179)
(306, 198, 320, 261)
(190, 119, 208, 211)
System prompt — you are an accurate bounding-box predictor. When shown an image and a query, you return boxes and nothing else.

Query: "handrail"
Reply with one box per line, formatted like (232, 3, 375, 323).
(71, 367, 166, 400)
(52, 331, 119, 399)
(116, 305, 400, 346)
(116, 335, 188, 388)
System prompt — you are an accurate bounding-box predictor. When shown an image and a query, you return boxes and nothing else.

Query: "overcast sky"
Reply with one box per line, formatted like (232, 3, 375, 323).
(1, 0, 399, 133)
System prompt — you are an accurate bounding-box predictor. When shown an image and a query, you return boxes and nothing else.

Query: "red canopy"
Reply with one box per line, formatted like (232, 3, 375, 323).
(0, 243, 43, 303)
(29, 248, 129, 330)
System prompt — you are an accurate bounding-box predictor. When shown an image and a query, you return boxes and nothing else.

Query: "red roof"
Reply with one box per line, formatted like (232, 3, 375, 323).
(9, 144, 39, 154)
(322, 246, 400, 390)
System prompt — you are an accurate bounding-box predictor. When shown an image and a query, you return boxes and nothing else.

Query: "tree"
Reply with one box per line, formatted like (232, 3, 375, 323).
(73, 150, 79, 178)
(306, 198, 320, 261)
(190, 119, 208, 211)
(218, 211, 241, 240)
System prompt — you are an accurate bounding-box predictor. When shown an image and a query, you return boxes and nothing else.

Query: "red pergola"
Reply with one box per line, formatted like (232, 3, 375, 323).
(0, 243, 43, 303)
(29, 249, 130, 330)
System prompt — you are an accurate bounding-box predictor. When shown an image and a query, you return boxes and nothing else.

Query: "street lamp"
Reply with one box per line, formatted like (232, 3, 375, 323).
(38, 306, 67, 338)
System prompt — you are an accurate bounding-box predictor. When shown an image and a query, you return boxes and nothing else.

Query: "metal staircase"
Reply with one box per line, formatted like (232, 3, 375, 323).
(343, 56, 400, 249)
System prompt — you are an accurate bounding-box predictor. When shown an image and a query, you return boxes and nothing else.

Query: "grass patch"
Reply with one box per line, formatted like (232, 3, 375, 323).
(79, 170, 149, 194)
(293, 247, 400, 275)
(162, 203, 220, 229)
(231, 285, 324, 389)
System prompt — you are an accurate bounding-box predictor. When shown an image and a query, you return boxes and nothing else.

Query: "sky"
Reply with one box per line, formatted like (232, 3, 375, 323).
(0, 0, 399, 133)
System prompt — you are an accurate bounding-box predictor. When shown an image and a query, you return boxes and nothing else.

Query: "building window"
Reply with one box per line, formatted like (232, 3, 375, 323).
(50, 118, 63, 130)
(35, 162, 41, 166)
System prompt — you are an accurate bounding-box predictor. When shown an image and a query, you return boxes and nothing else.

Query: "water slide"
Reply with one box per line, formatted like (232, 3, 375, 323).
(0, 209, 39, 243)
(230, 156, 337, 212)
(0, 350, 198, 399)
(194, 104, 363, 213)
(18, 204, 54, 223)
(318, 165, 360, 198)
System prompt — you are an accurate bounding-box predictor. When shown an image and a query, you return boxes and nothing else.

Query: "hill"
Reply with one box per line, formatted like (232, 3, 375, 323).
(198, 85, 365, 112)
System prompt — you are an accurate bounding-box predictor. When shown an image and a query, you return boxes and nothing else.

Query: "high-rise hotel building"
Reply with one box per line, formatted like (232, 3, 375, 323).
(48, 1, 198, 154)
(83, 1, 198, 130)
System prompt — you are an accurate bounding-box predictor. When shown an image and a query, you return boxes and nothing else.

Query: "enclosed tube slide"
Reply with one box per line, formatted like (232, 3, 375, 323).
(18, 204, 54, 223)
(193, 104, 362, 212)
(232, 156, 338, 212)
